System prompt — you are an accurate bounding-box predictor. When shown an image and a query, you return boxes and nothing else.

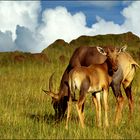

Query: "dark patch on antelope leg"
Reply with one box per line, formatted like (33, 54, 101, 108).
(124, 83, 134, 120)
(111, 78, 124, 125)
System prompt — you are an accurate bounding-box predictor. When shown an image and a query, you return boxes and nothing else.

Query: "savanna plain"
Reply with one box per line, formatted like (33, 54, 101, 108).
(0, 32, 140, 139)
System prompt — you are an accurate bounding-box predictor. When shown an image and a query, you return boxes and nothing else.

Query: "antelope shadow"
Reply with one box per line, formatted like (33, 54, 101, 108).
(26, 113, 61, 124)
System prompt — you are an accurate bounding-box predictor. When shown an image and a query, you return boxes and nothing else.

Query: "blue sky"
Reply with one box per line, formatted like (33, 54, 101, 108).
(40, 1, 131, 26)
(0, 1, 139, 53)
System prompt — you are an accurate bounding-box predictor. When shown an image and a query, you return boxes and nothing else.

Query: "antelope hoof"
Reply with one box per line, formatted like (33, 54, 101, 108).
(81, 125, 85, 129)
(115, 118, 119, 126)
(65, 125, 68, 130)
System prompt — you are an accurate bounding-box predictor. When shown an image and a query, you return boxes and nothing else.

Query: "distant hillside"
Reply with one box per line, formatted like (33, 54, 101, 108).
(69, 32, 140, 48)
(0, 51, 49, 66)
(0, 32, 140, 66)
(42, 32, 140, 62)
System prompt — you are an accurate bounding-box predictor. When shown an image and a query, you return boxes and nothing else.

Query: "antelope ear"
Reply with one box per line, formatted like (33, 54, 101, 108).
(119, 45, 127, 53)
(96, 46, 107, 56)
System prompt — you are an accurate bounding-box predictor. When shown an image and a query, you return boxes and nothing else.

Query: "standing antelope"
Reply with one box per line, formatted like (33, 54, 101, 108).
(66, 46, 126, 129)
(43, 45, 139, 125)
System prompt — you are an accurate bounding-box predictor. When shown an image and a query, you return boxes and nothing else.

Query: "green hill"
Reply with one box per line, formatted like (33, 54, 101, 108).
(69, 32, 140, 48)
(0, 31, 139, 66)
(42, 32, 140, 63)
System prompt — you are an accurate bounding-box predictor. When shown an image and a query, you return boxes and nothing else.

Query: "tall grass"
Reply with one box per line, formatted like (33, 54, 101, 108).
(0, 56, 140, 139)
(0, 36, 140, 139)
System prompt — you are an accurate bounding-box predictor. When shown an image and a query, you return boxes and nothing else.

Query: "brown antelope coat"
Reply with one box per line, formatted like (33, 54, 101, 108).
(66, 47, 123, 128)
(43, 45, 139, 125)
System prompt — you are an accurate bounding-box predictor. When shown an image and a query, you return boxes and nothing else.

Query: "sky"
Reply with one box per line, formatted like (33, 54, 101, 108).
(0, 0, 139, 53)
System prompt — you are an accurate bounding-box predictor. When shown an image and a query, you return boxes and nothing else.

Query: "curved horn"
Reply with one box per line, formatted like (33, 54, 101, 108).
(42, 72, 59, 100)
(42, 89, 59, 99)
(49, 72, 55, 93)
(118, 45, 127, 53)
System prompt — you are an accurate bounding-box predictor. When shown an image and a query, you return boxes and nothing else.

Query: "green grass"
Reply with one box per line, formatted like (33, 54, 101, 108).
(0, 32, 140, 139)
(0, 57, 140, 139)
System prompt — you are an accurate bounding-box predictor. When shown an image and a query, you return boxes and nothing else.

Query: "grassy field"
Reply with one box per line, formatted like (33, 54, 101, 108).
(0, 52, 139, 139)
(0, 32, 140, 139)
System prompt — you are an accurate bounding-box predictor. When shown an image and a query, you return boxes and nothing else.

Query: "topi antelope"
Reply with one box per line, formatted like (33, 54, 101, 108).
(43, 45, 139, 125)
(66, 46, 124, 129)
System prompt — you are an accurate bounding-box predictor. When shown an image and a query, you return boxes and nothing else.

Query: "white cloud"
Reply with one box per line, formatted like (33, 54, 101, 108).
(121, 1, 140, 36)
(0, 1, 140, 53)
(15, 25, 44, 53)
(87, 1, 140, 37)
(38, 1, 140, 49)
(0, 1, 40, 39)
(37, 5, 127, 47)
(0, 31, 15, 52)
(0, 1, 43, 53)
(90, 16, 125, 35)
(38, 6, 91, 46)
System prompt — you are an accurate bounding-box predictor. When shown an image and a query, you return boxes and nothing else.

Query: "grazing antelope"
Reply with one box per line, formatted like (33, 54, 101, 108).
(65, 46, 125, 129)
(43, 45, 139, 125)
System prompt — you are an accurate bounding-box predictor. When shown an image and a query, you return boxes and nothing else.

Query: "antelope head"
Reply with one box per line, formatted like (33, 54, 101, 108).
(97, 45, 127, 72)
(42, 73, 67, 120)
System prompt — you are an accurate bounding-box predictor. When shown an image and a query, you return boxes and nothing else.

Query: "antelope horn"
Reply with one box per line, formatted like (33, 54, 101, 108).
(49, 72, 55, 93)
(42, 89, 59, 99)
(42, 72, 59, 100)
(135, 63, 140, 69)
